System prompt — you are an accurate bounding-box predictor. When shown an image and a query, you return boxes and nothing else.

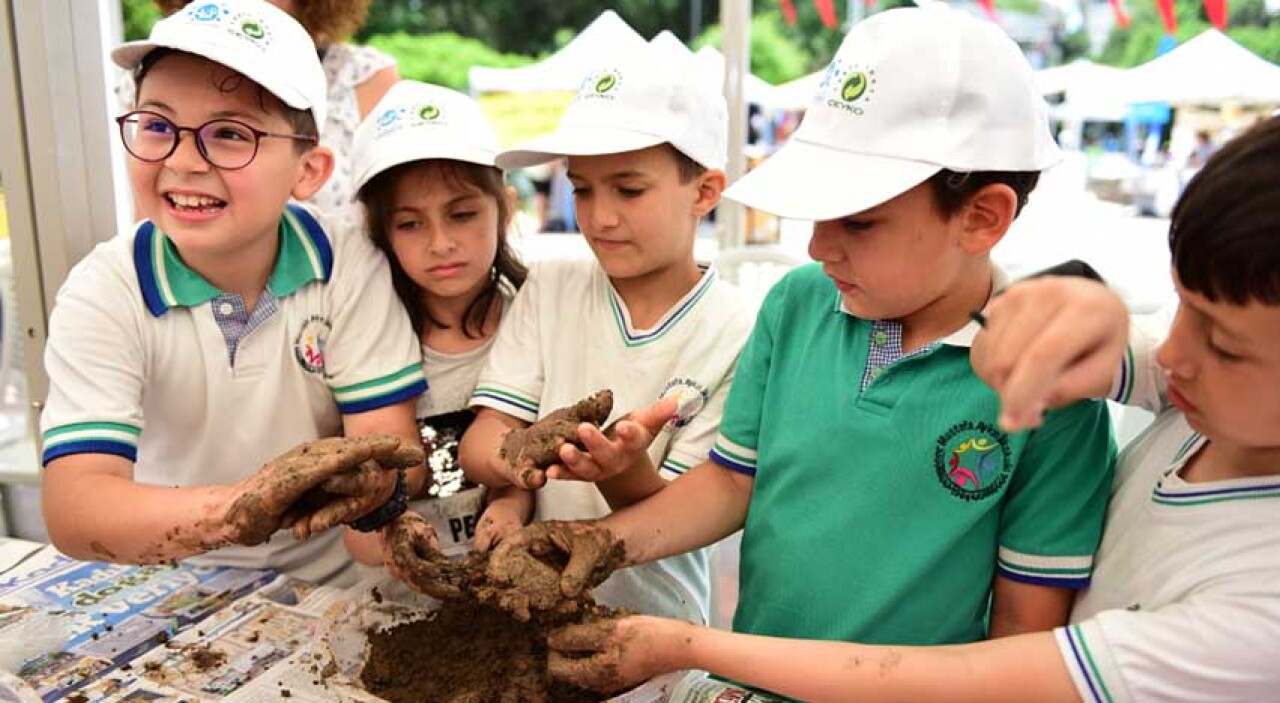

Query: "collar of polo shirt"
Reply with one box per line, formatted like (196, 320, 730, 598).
(132, 203, 334, 317)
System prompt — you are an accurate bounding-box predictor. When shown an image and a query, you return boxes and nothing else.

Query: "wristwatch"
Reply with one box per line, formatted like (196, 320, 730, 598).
(348, 468, 409, 532)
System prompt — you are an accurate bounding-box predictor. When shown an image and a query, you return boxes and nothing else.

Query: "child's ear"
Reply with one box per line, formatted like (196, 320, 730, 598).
(957, 183, 1018, 255)
(692, 169, 728, 218)
(291, 144, 335, 201)
(504, 184, 518, 230)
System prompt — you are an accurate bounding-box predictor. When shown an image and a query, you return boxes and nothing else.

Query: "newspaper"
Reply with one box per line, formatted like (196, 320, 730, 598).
(0, 546, 787, 703)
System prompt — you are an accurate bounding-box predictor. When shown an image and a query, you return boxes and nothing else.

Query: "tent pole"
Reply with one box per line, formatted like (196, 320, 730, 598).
(719, 0, 750, 253)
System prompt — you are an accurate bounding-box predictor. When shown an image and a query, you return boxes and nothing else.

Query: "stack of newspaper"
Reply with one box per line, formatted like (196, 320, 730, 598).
(0, 545, 782, 703)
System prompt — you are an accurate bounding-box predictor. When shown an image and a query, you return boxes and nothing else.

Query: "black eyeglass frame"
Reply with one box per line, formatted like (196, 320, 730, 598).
(115, 110, 317, 171)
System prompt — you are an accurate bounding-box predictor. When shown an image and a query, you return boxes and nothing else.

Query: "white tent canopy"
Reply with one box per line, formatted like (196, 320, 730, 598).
(467, 10, 647, 93)
(692, 46, 781, 107)
(1121, 29, 1280, 104)
(649, 29, 692, 58)
(1036, 59, 1131, 121)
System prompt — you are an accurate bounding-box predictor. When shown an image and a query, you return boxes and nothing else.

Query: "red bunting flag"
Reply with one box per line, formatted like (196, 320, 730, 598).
(815, 0, 839, 28)
(976, 0, 999, 21)
(1156, 0, 1178, 34)
(1203, 0, 1228, 29)
(779, 0, 798, 25)
(1109, 0, 1131, 28)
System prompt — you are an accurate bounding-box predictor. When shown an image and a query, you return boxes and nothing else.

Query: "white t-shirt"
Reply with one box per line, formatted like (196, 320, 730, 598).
(1055, 315, 1280, 702)
(471, 257, 756, 622)
(41, 205, 425, 585)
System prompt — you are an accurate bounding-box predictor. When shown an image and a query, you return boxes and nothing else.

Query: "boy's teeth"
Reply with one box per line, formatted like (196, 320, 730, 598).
(168, 193, 223, 208)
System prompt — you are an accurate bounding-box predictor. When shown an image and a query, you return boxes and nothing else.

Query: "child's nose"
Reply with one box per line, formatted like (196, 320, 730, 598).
(164, 132, 210, 173)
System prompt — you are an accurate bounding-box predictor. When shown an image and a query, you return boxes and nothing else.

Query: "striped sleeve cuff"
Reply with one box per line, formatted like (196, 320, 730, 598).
(996, 546, 1093, 588)
(1055, 621, 1127, 703)
(1109, 345, 1136, 403)
(470, 384, 540, 423)
(332, 363, 427, 414)
(659, 454, 696, 481)
(709, 435, 757, 476)
(42, 422, 142, 466)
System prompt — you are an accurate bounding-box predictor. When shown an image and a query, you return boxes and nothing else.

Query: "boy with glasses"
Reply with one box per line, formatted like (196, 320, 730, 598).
(39, 0, 427, 585)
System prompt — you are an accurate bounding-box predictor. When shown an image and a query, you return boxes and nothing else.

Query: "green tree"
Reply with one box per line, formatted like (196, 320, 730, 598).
(1098, 0, 1280, 66)
(364, 31, 532, 91)
(694, 11, 812, 85)
(122, 0, 161, 41)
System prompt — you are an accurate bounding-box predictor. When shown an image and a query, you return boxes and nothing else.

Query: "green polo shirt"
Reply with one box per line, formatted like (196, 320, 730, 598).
(710, 263, 1115, 646)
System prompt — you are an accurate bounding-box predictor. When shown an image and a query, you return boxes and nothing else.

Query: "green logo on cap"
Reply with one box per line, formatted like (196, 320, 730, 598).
(418, 105, 440, 121)
(241, 20, 265, 40)
(595, 73, 618, 94)
(841, 72, 868, 102)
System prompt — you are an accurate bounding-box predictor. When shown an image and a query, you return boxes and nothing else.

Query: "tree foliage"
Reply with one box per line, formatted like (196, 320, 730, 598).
(365, 31, 532, 91)
(694, 11, 812, 85)
(1098, 0, 1280, 66)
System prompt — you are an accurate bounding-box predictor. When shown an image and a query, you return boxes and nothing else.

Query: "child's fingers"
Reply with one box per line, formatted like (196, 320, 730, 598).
(547, 620, 614, 653)
(547, 649, 622, 692)
(631, 396, 679, 436)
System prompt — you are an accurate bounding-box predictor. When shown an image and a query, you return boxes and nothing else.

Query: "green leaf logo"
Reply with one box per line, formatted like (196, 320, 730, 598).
(418, 105, 440, 121)
(241, 20, 265, 40)
(841, 72, 868, 102)
(595, 73, 618, 94)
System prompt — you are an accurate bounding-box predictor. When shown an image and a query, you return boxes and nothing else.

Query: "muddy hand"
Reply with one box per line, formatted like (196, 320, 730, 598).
(550, 396, 678, 482)
(386, 512, 466, 600)
(548, 616, 685, 693)
(490, 520, 623, 599)
(224, 435, 423, 547)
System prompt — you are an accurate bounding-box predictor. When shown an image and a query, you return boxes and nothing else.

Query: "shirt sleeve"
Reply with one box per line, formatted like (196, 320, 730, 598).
(708, 278, 784, 477)
(1107, 307, 1173, 414)
(1055, 589, 1280, 703)
(995, 398, 1117, 588)
(470, 262, 544, 423)
(312, 206, 426, 414)
(40, 254, 145, 465)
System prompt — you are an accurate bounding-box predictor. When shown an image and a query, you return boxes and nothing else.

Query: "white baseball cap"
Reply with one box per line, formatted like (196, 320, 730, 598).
(496, 45, 727, 171)
(112, 0, 327, 133)
(724, 6, 1061, 221)
(350, 81, 501, 196)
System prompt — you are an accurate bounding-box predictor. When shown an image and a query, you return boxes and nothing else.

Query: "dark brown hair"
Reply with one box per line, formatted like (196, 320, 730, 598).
(133, 48, 318, 152)
(155, 0, 371, 45)
(927, 169, 1041, 219)
(360, 160, 528, 338)
(665, 144, 708, 183)
(1171, 116, 1280, 305)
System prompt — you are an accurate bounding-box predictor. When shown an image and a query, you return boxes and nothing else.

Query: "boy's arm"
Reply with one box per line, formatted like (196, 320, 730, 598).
(988, 575, 1076, 638)
(459, 407, 530, 487)
(45, 436, 417, 563)
(548, 615, 1080, 703)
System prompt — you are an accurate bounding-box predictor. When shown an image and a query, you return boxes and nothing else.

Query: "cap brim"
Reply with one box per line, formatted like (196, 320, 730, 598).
(723, 138, 942, 221)
(352, 140, 498, 199)
(112, 41, 159, 71)
(496, 126, 666, 170)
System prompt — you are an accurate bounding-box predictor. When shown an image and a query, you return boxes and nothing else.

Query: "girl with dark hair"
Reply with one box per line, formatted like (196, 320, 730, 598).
(345, 81, 532, 565)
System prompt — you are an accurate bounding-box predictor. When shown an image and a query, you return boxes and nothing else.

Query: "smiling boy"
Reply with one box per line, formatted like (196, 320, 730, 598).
(39, 0, 425, 584)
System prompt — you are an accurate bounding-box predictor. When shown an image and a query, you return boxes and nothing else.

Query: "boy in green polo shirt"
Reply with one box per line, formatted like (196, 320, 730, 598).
(492, 5, 1114, 659)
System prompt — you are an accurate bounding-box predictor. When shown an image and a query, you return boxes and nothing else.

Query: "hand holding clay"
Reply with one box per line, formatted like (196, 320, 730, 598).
(499, 390, 613, 490)
(223, 435, 423, 547)
(547, 615, 689, 693)
(384, 512, 468, 601)
(549, 395, 677, 483)
(489, 520, 624, 601)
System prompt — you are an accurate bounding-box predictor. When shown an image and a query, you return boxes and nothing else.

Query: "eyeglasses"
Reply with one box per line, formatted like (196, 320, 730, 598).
(115, 110, 317, 170)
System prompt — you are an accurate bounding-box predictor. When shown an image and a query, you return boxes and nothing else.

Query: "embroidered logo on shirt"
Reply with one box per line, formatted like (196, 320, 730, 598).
(934, 421, 1011, 501)
(661, 378, 709, 428)
(293, 315, 330, 375)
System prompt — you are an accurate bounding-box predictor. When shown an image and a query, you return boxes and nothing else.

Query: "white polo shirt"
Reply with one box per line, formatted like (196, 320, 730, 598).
(41, 204, 426, 584)
(1055, 317, 1280, 702)
(471, 256, 756, 622)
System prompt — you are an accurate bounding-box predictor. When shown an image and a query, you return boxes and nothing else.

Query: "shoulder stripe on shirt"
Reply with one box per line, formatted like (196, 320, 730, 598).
(471, 386, 539, 415)
(42, 422, 142, 465)
(132, 222, 168, 317)
(333, 363, 426, 414)
(284, 204, 334, 282)
(1061, 625, 1115, 703)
